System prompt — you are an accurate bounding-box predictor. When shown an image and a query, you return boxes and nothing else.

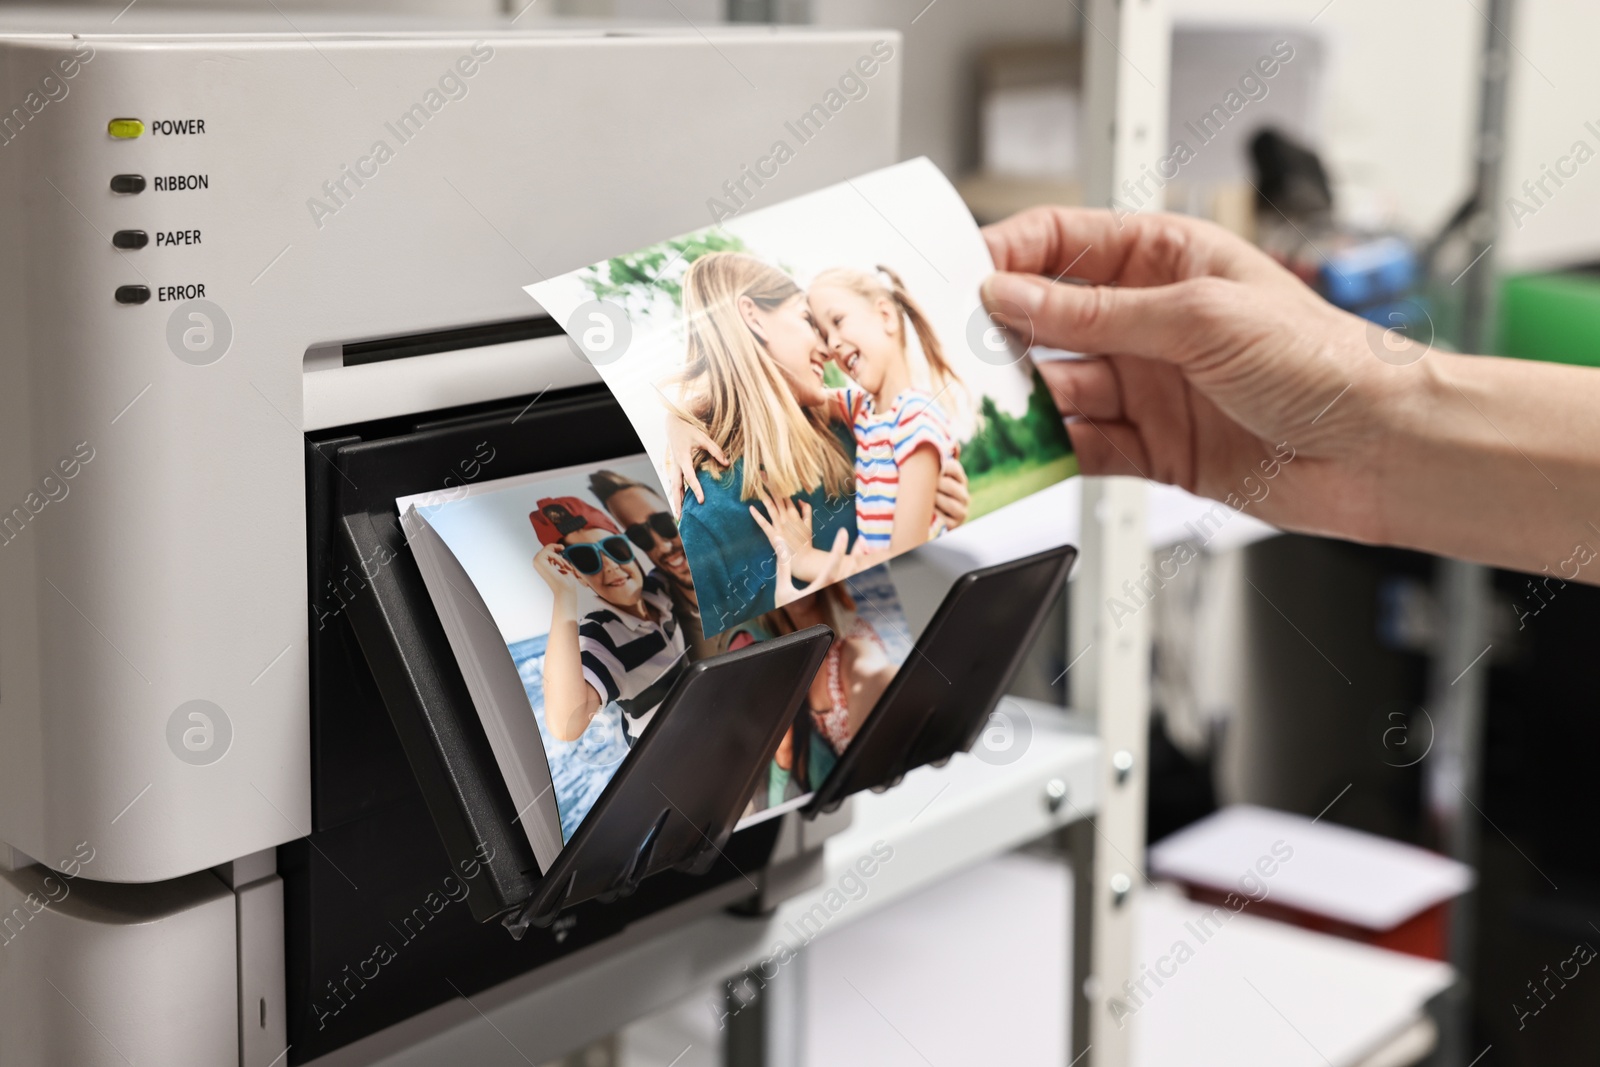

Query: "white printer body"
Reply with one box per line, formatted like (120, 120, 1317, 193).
(0, 12, 898, 1065)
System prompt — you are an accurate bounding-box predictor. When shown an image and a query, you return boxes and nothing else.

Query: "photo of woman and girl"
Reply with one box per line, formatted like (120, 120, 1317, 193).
(400, 455, 915, 851)
(717, 565, 913, 815)
(528, 158, 1077, 641)
(665, 254, 970, 636)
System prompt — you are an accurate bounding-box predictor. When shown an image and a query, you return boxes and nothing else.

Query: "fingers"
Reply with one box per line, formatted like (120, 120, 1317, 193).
(939, 453, 968, 486)
(1034, 357, 1160, 477)
(982, 205, 1278, 286)
(1065, 420, 1153, 480)
(982, 273, 1230, 366)
(662, 456, 691, 514)
(812, 528, 850, 584)
(755, 490, 789, 537)
(749, 504, 779, 545)
(698, 430, 730, 467)
(670, 448, 706, 507)
(935, 487, 964, 522)
(774, 529, 848, 607)
(984, 206, 1126, 281)
(1038, 358, 1124, 423)
(771, 490, 800, 523)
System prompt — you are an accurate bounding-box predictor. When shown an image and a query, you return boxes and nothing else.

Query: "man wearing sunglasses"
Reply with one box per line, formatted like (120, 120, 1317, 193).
(530, 496, 686, 747)
(589, 470, 729, 659)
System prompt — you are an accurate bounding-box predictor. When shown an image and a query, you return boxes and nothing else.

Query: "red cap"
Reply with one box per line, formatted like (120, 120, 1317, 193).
(529, 496, 618, 547)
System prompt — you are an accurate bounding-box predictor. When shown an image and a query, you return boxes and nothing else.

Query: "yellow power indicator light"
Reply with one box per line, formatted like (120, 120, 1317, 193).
(107, 118, 144, 139)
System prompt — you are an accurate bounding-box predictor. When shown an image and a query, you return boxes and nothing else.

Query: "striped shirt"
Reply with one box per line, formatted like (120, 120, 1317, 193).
(836, 386, 956, 551)
(578, 571, 688, 741)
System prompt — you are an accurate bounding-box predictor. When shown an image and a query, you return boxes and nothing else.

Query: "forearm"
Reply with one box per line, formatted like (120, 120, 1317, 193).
(543, 611, 599, 739)
(888, 449, 940, 553)
(789, 541, 881, 584)
(1377, 353, 1600, 581)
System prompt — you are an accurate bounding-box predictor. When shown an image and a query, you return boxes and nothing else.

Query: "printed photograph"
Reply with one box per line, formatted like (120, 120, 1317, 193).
(400, 456, 694, 852)
(397, 456, 918, 863)
(723, 562, 914, 821)
(527, 158, 1076, 637)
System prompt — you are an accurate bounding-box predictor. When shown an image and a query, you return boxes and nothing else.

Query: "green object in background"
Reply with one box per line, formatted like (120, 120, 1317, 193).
(1499, 273, 1600, 367)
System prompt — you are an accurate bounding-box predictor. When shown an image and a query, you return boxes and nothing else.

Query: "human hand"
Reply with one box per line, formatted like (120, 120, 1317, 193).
(748, 489, 860, 600)
(769, 526, 850, 609)
(760, 489, 816, 556)
(981, 207, 1421, 546)
(934, 454, 970, 529)
(532, 544, 585, 603)
(661, 408, 728, 513)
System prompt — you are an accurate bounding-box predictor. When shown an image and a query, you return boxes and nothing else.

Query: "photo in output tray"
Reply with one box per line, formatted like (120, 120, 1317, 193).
(526, 157, 1077, 639)
(399, 456, 915, 873)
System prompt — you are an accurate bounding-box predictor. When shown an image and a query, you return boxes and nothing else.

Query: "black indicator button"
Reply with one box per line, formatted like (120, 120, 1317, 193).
(114, 284, 150, 305)
(112, 230, 148, 250)
(109, 174, 146, 194)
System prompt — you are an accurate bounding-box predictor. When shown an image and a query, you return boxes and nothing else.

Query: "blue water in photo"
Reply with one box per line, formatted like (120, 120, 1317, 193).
(508, 634, 631, 843)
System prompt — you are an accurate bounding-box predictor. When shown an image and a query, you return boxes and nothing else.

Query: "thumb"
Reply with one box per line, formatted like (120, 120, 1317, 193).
(981, 271, 1211, 362)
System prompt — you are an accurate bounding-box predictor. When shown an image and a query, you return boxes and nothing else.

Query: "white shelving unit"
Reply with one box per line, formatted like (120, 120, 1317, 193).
(324, 2, 1499, 1062)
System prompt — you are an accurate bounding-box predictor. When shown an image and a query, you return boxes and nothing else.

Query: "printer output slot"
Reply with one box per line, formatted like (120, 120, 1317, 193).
(302, 317, 595, 432)
(308, 383, 1069, 931)
(337, 503, 831, 926)
(315, 387, 838, 926)
(339, 316, 564, 368)
(497, 627, 832, 936)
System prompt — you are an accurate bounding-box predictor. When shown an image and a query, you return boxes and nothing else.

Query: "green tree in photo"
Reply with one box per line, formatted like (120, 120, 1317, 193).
(578, 230, 750, 316)
(958, 367, 1077, 514)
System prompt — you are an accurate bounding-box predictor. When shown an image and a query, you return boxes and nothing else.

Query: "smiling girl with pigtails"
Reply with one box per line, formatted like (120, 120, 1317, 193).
(805, 264, 966, 557)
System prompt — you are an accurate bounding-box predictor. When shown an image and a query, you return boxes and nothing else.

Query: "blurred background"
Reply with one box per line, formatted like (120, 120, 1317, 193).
(20, 0, 1595, 1063)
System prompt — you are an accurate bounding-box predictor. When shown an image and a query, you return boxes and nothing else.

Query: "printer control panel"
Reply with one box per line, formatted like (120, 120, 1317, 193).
(104, 114, 211, 307)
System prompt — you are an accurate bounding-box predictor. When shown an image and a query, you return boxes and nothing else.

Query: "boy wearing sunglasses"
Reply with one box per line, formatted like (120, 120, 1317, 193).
(530, 496, 686, 747)
(588, 469, 729, 659)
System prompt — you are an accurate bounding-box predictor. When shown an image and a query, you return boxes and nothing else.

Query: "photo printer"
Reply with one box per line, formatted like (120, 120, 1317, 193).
(0, 13, 1072, 1066)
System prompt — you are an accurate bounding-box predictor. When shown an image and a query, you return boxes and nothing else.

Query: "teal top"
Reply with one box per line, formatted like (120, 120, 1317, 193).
(679, 427, 857, 636)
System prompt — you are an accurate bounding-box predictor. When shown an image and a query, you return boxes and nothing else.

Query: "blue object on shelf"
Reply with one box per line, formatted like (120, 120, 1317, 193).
(1322, 235, 1417, 309)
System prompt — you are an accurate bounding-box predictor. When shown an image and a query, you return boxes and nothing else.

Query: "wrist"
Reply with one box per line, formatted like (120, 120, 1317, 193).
(1361, 351, 1455, 550)
(1368, 349, 1595, 573)
(785, 546, 821, 582)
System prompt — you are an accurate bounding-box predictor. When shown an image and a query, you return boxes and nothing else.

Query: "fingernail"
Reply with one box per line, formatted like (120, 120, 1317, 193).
(981, 272, 1048, 316)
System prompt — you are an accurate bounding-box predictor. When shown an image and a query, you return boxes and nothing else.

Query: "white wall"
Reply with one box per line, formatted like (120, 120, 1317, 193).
(1167, 0, 1480, 240)
(811, 0, 1078, 176)
(813, 0, 1600, 268)
(1498, 0, 1600, 270)
(1167, 0, 1600, 269)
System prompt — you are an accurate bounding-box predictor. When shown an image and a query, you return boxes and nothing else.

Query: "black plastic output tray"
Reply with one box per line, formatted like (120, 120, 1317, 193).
(324, 386, 1075, 925)
(806, 544, 1077, 815)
